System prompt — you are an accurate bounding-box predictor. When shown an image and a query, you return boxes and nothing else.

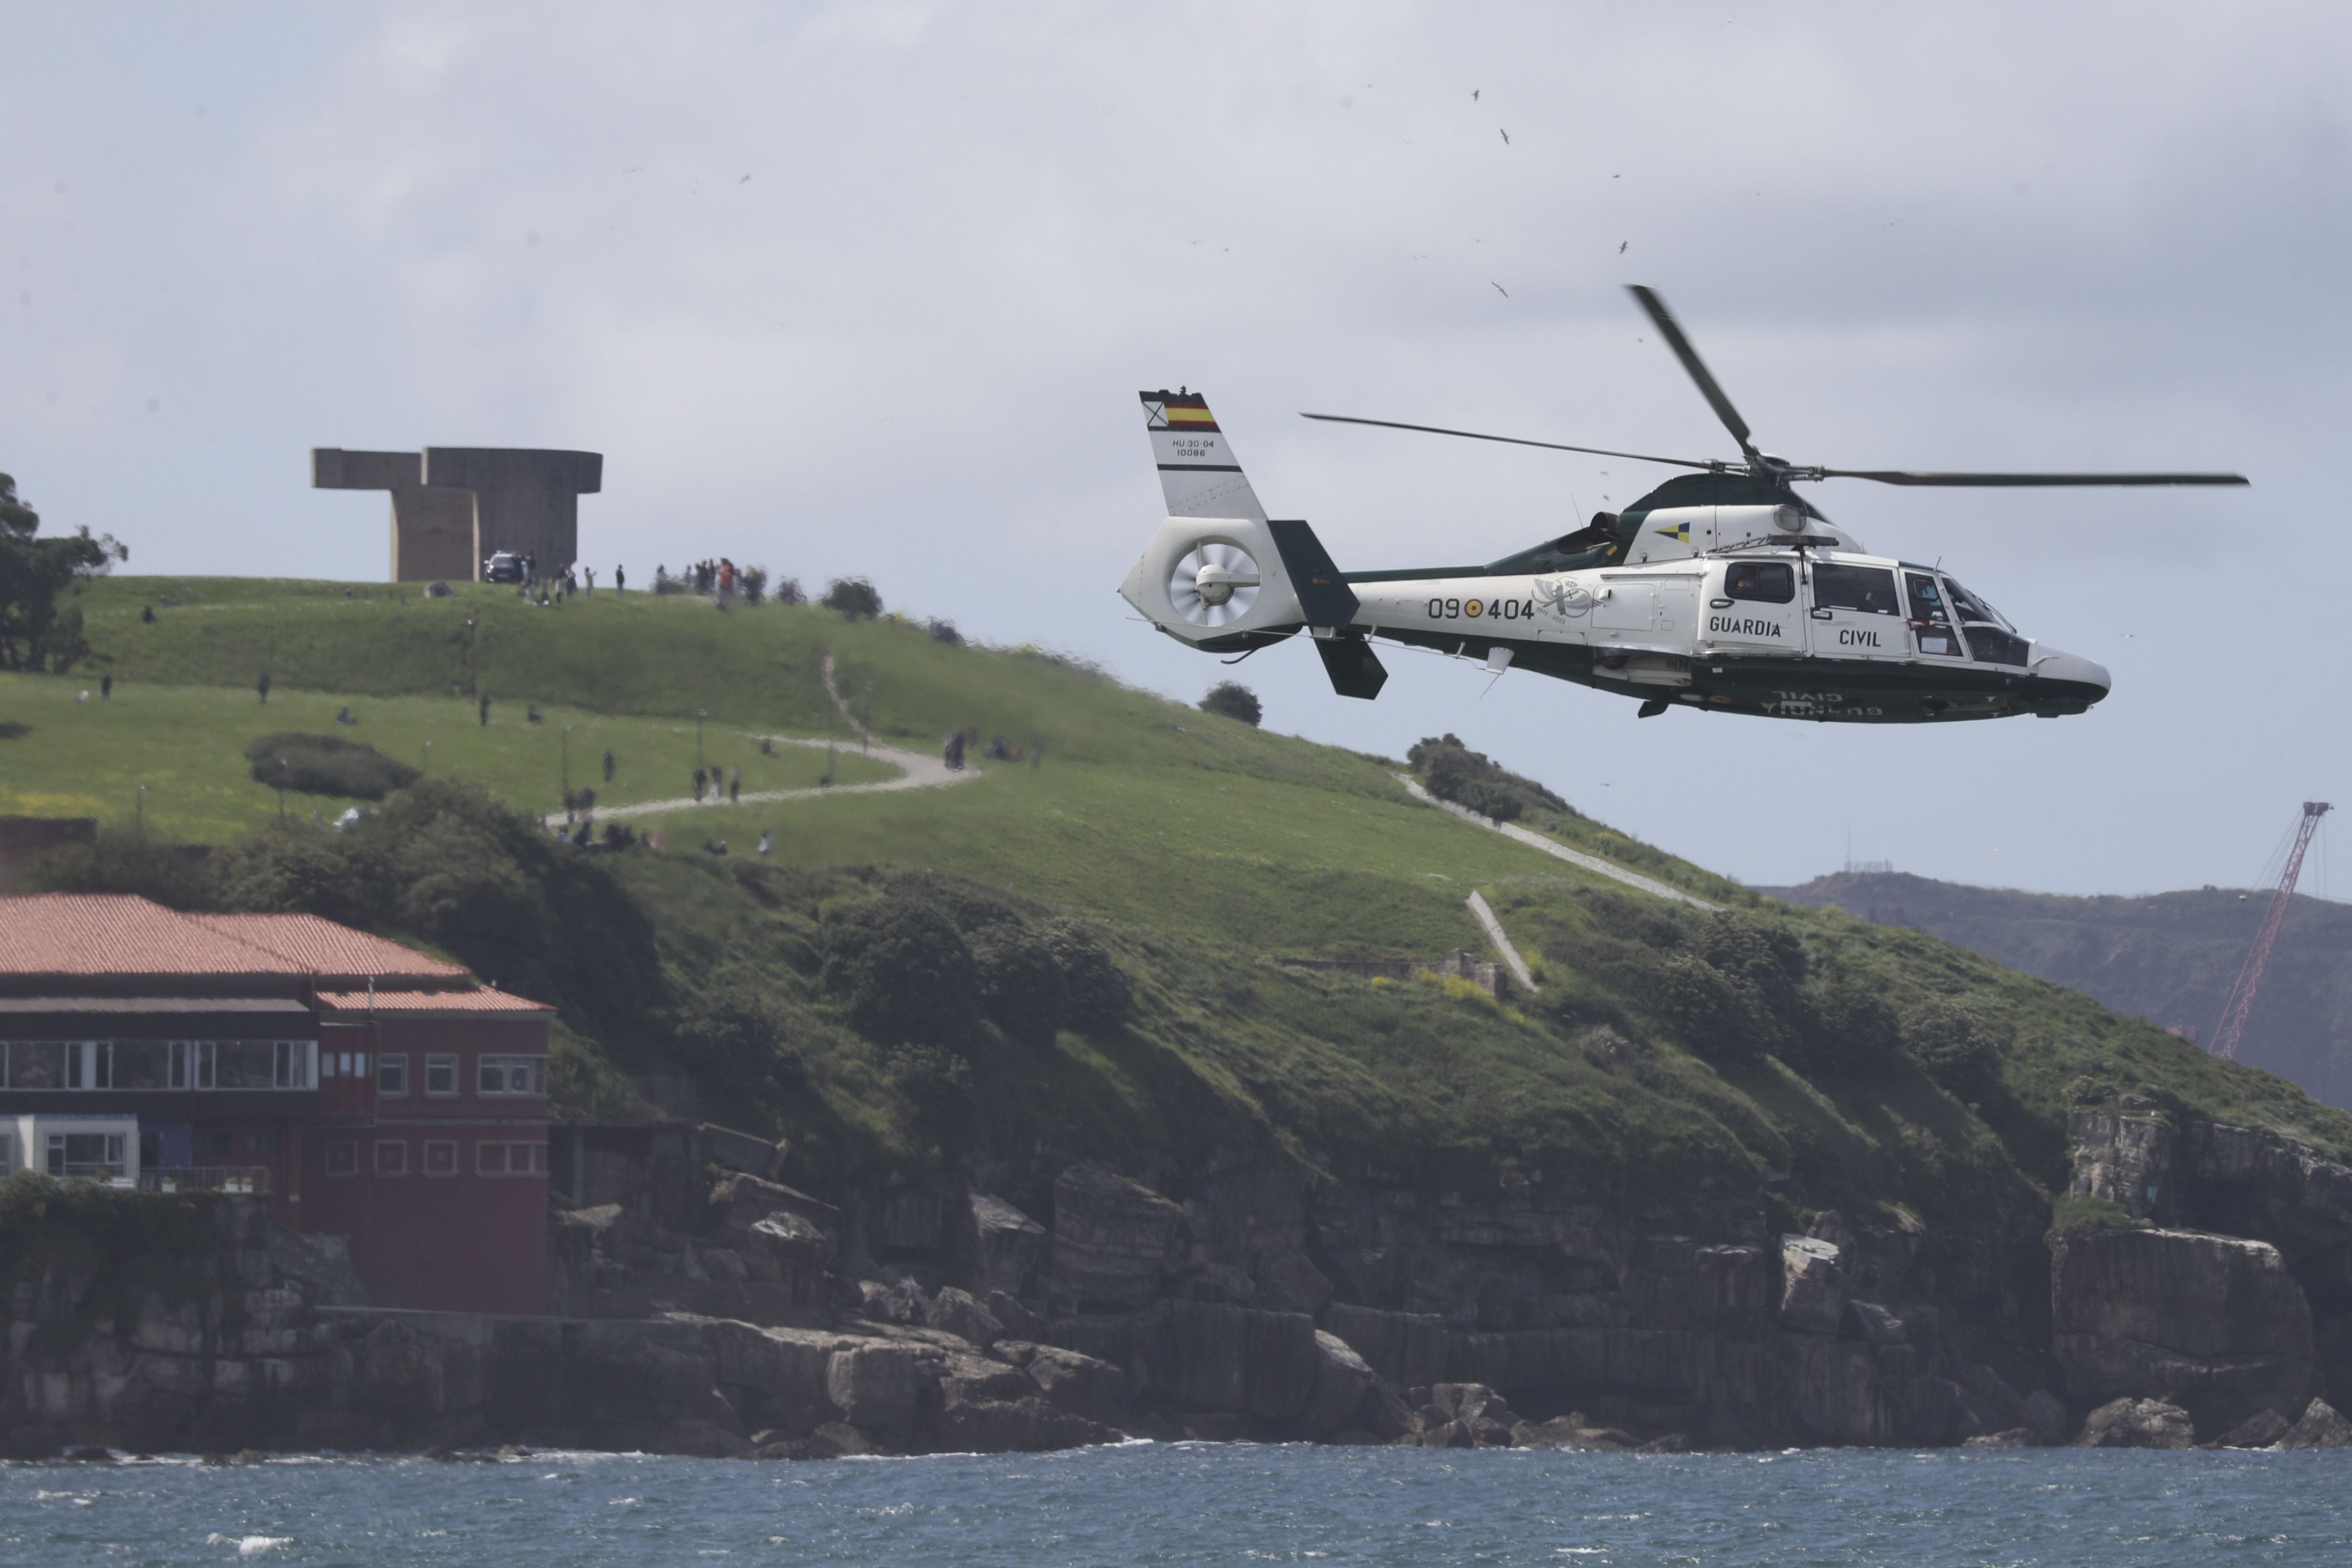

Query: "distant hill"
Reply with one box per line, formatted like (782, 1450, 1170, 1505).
(1761, 871, 2352, 1109)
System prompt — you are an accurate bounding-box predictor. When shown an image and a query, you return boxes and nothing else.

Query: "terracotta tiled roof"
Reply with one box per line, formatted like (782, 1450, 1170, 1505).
(314, 988, 554, 1014)
(0, 894, 291, 978)
(188, 913, 467, 983)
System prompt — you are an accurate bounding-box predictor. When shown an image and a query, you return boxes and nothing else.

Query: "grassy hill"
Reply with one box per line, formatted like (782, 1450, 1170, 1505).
(9, 573, 2352, 1258)
(1764, 870, 2352, 1111)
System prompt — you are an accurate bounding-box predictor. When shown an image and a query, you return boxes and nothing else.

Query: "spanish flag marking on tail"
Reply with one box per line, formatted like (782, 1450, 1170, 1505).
(1654, 521, 1690, 542)
(1141, 390, 1220, 433)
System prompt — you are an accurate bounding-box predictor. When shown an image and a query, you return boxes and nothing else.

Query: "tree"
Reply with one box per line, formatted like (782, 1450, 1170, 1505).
(0, 473, 127, 672)
(1902, 1000, 2009, 1102)
(821, 577, 883, 620)
(821, 894, 979, 1044)
(1199, 681, 1261, 726)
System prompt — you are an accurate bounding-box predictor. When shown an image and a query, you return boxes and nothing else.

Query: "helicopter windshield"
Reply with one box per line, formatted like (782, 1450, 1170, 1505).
(1942, 579, 2011, 632)
(1943, 577, 2030, 665)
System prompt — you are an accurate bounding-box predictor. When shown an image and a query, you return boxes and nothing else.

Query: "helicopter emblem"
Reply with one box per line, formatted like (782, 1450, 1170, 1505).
(1118, 287, 2247, 723)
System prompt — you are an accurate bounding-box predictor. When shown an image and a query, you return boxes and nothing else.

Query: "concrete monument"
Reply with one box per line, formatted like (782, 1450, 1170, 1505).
(312, 446, 603, 582)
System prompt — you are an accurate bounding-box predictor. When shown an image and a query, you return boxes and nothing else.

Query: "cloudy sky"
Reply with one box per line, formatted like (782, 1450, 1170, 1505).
(5, 2, 2348, 896)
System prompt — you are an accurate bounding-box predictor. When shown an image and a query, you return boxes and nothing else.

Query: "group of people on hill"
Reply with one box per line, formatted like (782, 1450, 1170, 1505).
(648, 559, 792, 606)
(693, 764, 742, 804)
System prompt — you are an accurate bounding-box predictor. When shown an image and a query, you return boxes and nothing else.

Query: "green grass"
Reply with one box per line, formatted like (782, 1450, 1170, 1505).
(0, 671, 894, 842)
(17, 570, 2352, 1247)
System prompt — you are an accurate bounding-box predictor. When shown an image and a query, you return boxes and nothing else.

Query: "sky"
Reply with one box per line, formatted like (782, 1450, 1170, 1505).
(4, 1, 2348, 897)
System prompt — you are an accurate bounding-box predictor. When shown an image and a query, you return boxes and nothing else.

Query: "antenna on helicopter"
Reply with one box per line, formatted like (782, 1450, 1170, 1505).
(1302, 287, 2251, 491)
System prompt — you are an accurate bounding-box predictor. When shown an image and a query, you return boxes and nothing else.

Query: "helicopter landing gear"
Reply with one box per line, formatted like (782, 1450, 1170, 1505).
(1637, 697, 1670, 719)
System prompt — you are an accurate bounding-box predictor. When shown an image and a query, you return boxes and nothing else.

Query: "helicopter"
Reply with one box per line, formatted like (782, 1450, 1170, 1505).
(1118, 286, 2247, 723)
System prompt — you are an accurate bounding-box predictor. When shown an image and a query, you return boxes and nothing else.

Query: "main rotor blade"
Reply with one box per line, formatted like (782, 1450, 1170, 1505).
(1817, 467, 2251, 487)
(1299, 412, 1716, 471)
(1627, 285, 1760, 464)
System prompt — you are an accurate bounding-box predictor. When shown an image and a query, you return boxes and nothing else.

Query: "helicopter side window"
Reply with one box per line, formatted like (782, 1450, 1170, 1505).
(1810, 563, 1901, 616)
(1943, 577, 2031, 666)
(1906, 571, 1963, 657)
(1724, 561, 1794, 604)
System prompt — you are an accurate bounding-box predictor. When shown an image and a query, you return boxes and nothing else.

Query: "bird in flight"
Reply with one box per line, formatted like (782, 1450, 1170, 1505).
(1499, 128, 1510, 144)
(1618, 241, 1627, 253)
(1471, 89, 1480, 101)
(1492, 281, 1509, 297)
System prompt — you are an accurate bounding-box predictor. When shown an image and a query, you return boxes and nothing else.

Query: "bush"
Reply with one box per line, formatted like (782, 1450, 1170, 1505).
(738, 566, 768, 605)
(1804, 971, 1902, 1074)
(244, 732, 419, 801)
(1043, 918, 1133, 1030)
(822, 577, 883, 620)
(1697, 913, 1811, 1024)
(822, 896, 978, 1044)
(1649, 951, 1776, 1063)
(666, 978, 803, 1106)
(970, 926, 1069, 1042)
(926, 618, 962, 645)
(1199, 682, 1261, 726)
(1410, 734, 1567, 822)
(1903, 1000, 2008, 1101)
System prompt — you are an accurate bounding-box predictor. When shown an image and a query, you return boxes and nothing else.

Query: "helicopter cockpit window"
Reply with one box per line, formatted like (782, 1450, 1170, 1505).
(1724, 561, 1794, 604)
(1943, 577, 2031, 666)
(1810, 563, 1901, 616)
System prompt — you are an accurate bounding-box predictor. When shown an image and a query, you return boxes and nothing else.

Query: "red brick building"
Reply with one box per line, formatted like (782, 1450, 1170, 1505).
(0, 894, 553, 1313)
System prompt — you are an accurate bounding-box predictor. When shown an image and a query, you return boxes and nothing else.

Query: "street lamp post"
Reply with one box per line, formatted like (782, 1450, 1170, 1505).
(697, 709, 707, 767)
(562, 724, 576, 817)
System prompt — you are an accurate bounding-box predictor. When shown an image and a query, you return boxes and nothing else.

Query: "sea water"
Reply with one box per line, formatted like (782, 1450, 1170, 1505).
(3, 1442, 2347, 1565)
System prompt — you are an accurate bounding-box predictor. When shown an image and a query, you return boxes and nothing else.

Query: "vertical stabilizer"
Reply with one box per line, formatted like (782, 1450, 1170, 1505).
(1140, 390, 1267, 521)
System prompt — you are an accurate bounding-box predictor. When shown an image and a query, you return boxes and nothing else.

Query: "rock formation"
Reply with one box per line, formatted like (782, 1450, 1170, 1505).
(14, 1101, 2352, 1457)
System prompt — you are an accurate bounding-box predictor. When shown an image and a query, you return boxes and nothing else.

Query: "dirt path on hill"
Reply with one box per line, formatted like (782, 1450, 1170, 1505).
(543, 653, 980, 827)
(1397, 774, 1723, 911)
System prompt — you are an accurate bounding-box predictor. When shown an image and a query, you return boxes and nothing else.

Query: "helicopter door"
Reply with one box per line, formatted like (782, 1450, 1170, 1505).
(1805, 562, 1907, 662)
(1904, 571, 1968, 662)
(1702, 559, 1800, 655)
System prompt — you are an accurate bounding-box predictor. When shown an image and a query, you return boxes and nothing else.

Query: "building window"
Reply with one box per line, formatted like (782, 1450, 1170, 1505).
(375, 1140, 408, 1176)
(378, 1054, 408, 1095)
(325, 1140, 358, 1177)
(478, 1056, 546, 1096)
(0, 1039, 319, 1091)
(243, 1130, 281, 1157)
(0, 1132, 14, 1175)
(424, 1055, 457, 1096)
(209, 1130, 235, 1159)
(478, 1141, 548, 1176)
(47, 1132, 126, 1179)
(422, 1140, 457, 1176)
(1, 1042, 69, 1089)
(99, 1041, 174, 1089)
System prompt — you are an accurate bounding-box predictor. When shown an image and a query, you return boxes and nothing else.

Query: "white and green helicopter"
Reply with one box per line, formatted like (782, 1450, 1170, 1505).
(1120, 287, 2246, 723)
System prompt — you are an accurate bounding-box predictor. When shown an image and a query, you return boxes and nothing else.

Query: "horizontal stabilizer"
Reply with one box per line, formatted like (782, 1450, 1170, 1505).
(1316, 634, 1388, 700)
(1265, 519, 1359, 628)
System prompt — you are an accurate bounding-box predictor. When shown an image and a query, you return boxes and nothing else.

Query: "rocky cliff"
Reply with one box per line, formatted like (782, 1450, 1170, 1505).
(15, 1103, 2352, 1458)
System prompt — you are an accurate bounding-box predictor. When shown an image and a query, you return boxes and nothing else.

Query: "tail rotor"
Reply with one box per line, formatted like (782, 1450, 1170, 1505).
(1168, 542, 1262, 627)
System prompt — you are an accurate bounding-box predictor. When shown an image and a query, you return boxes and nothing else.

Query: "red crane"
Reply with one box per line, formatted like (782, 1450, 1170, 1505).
(2210, 801, 2332, 1061)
